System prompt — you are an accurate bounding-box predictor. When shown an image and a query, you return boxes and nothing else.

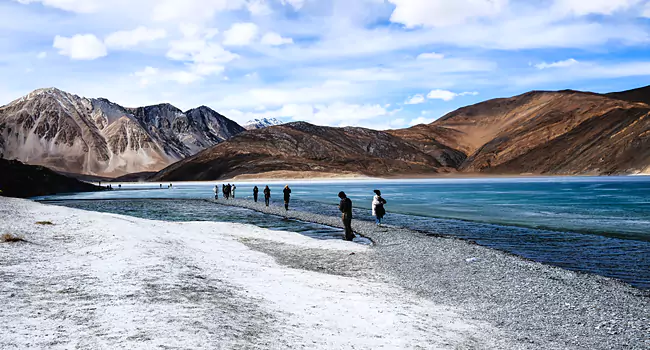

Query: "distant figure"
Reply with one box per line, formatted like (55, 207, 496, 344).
(222, 184, 226, 199)
(232, 184, 237, 199)
(118, 184, 121, 189)
(169, 183, 173, 189)
(99, 181, 101, 187)
(160, 184, 163, 189)
(226, 183, 231, 199)
(283, 185, 292, 211)
(214, 185, 219, 200)
(263, 186, 271, 207)
(253, 186, 259, 202)
(338, 191, 355, 241)
(372, 189, 387, 225)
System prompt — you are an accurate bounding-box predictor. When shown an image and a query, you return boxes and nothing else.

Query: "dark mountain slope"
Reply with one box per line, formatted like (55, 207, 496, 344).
(0, 159, 102, 198)
(152, 122, 460, 181)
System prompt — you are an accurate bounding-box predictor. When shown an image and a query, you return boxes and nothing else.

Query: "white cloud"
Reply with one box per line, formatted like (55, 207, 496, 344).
(427, 89, 478, 101)
(223, 23, 259, 46)
(388, 0, 508, 27)
(535, 58, 579, 69)
(14, 0, 103, 13)
(37, 51, 47, 59)
(553, 0, 641, 16)
(281, 0, 305, 10)
(104, 27, 167, 49)
(417, 52, 445, 60)
(261, 32, 294, 46)
(134, 66, 159, 86)
(409, 117, 431, 126)
(53, 34, 107, 60)
(641, 2, 650, 17)
(405, 94, 425, 105)
(247, 0, 272, 15)
(152, 0, 246, 21)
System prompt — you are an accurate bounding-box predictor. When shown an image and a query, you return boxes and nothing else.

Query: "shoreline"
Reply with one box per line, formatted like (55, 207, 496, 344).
(212, 198, 650, 349)
(2, 198, 649, 349)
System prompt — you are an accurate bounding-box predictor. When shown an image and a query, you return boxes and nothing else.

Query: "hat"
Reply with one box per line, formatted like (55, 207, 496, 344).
(373, 189, 381, 195)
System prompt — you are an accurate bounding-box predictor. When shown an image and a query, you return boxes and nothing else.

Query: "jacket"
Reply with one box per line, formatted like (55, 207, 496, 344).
(372, 195, 387, 217)
(339, 197, 353, 218)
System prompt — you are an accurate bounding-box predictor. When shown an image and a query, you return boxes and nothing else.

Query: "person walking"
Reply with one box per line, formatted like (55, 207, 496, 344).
(338, 191, 355, 241)
(263, 185, 271, 207)
(283, 185, 292, 211)
(253, 186, 259, 202)
(232, 184, 237, 199)
(372, 189, 387, 225)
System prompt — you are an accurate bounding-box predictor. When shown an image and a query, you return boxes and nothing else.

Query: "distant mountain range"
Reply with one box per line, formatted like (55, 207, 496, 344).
(3, 85, 650, 180)
(0, 88, 244, 176)
(243, 118, 284, 130)
(153, 85, 650, 180)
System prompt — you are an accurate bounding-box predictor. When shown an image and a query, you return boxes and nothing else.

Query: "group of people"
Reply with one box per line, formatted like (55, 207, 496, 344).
(337, 189, 387, 241)
(215, 184, 237, 199)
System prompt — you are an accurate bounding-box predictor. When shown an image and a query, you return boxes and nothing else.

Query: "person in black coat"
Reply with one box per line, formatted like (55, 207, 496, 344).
(253, 186, 259, 202)
(338, 191, 355, 241)
(263, 186, 271, 206)
(283, 185, 292, 210)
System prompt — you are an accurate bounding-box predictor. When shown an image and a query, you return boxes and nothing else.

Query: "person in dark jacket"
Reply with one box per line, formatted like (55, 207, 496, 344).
(222, 184, 226, 199)
(225, 184, 231, 199)
(338, 191, 355, 241)
(283, 185, 292, 210)
(263, 186, 271, 206)
(253, 186, 259, 202)
(232, 184, 237, 198)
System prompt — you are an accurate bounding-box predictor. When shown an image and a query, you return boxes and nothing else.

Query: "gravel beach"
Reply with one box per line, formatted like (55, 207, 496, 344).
(217, 198, 650, 350)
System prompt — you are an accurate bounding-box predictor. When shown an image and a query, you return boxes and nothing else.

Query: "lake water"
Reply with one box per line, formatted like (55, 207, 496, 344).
(36, 176, 650, 289)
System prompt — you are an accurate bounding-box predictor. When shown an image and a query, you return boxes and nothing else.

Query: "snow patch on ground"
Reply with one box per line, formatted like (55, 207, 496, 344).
(0, 198, 492, 349)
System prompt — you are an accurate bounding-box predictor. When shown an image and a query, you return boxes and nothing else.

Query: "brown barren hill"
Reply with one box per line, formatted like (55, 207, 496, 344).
(392, 89, 649, 175)
(152, 122, 461, 181)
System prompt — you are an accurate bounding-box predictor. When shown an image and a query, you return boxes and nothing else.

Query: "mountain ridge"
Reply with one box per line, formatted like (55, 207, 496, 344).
(152, 85, 650, 180)
(0, 88, 245, 176)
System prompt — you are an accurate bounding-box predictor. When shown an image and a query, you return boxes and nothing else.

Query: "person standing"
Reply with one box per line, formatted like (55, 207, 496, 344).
(372, 189, 387, 225)
(253, 186, 259, 202)
(232, 184, 237, 199)
(222, 184, 226, 199)
(283, 185, 292, 211)
(263, 185, 271, 207)
(338, 191, 355, 241)
(214, 185, 219, 200)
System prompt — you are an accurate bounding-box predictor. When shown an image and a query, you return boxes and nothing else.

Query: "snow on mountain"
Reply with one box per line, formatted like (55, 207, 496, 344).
(243, 117, 283, 130)
(0, 88, 245, 176)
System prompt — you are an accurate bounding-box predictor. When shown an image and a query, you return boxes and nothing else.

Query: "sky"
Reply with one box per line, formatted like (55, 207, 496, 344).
(1, 0, 650, 129)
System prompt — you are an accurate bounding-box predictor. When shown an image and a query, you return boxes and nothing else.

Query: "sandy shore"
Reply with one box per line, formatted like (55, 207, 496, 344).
(1, 198, 503, 349)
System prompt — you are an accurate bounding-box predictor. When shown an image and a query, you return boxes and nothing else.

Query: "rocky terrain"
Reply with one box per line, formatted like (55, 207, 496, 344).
(243, 117, 284, 130)
(153, 86, 650, 180)
(431, 89, 650, 175)
(0, 159, 102, 198)
(0, 88, 245, 177)
(152, 122, 463, 181)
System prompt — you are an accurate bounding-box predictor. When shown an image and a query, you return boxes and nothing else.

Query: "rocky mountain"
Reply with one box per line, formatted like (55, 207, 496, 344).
(243, 118, 284, 130)
(0, 158, 102, 198)
(0, 88, 245, 176)
(428, 89, 650, 175)
(151, 122, 463, 181)
(152, 86, 650, 180)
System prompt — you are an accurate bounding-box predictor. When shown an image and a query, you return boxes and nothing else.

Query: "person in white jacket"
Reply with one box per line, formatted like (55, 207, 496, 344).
(372, 189, 387, 225)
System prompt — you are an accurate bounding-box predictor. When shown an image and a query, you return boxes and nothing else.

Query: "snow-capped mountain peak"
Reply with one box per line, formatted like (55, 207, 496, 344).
(243, 118, 283, 130)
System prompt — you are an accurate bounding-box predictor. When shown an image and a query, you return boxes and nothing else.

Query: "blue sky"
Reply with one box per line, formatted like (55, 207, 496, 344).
(1, 0, 650, 129)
